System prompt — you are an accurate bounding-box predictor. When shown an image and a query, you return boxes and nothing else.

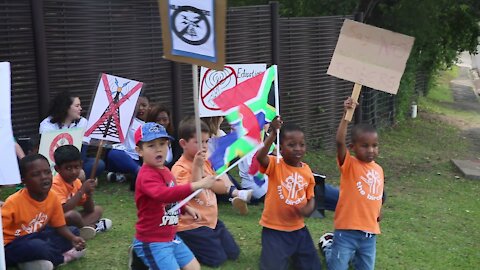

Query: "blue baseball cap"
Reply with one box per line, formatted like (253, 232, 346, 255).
(134, 122, 174, 144)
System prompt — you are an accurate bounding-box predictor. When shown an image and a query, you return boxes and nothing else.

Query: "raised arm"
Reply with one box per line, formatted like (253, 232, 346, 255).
(336, 98, 356, 166)
(257, 116, 282, 168)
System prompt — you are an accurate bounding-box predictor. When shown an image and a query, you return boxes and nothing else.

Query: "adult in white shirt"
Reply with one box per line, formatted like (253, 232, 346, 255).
(39, 92, 105, 178)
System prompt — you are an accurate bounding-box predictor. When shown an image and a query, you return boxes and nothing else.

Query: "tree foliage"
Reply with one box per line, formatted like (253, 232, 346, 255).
(232, 0, 480, 118)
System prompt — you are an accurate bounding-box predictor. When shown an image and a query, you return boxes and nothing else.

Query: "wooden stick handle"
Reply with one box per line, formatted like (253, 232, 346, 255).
(344, 83, 362, 121)
(89, 140, 104, 180)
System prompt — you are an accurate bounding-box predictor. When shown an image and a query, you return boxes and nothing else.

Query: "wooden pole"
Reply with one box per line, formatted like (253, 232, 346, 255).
(89, 140, 104, 180)
(192, 64, 202, 151)
(344, 83, 362, 121)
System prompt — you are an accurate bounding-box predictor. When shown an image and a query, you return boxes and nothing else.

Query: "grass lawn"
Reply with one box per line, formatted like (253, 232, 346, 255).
(2, 69, 479, 269)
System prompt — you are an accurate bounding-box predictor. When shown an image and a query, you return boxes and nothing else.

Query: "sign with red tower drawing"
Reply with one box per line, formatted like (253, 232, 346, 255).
(85, 73, 143, 143)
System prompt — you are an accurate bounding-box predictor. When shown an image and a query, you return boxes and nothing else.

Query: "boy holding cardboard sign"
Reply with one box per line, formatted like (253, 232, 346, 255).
(321, 97, 385, 270)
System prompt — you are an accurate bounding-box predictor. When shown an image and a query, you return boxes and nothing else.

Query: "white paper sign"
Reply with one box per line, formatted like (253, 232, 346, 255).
(169, 0, 216, 61)
(38, 128, 84, 173)
(327, 19, 415, 94)
(199, 64, 267, 117)
(0, 62, 21, 185)
(85, 73, 143, 143)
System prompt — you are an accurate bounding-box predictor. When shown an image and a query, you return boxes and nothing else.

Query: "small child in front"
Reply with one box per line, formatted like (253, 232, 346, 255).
(132, 122, 216, 270)
(51, 145, 112, 240)
(2, 154, 86, 270)
(322, 97, 385, 270)
(256, 117, 322, 270)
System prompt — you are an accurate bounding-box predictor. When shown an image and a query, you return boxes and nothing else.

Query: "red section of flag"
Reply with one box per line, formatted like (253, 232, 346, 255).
(213, 71, 265, 111)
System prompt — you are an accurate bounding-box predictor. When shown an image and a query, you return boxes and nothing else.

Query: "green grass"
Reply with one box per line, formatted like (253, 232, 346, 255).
(2, 68, 480, 269)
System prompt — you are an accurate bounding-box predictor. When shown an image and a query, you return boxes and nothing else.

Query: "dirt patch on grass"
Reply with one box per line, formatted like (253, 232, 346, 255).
(421, 67, 480, 156)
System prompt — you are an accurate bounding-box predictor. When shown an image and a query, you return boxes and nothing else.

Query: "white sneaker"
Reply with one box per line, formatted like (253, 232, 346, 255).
(106, 172, 116, 182)
(95, 218, 112, 233)
(79, 226, 96, 240)
(319, 232, 334, 254)
(237, 189, 253, 203)
(62, 248, 86, 264)
(231, 197, 248, 215)
(18, 260, 53, 270)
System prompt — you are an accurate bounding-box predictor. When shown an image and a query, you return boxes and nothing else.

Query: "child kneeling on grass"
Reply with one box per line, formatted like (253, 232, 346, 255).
(171, 117, 243, 267)
(51, 145, 112, 240)
(2, 154, 86, 270)
(131, 122, 216, 270)
(256, 117, 322, 270)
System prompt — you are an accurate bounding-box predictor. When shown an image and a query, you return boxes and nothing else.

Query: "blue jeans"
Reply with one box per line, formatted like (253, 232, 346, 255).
(132, 236, 194, 270)
(324, 184, 339, 211)
(106, 149, 141, 175)
(325, 230, 376, 270)
(81, 145, 105, 178)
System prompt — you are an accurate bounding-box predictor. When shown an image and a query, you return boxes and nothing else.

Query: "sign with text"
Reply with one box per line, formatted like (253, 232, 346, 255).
(327, 19, 415, 94)
(199, 63, 267, 117)
(0, 62, 20, 185)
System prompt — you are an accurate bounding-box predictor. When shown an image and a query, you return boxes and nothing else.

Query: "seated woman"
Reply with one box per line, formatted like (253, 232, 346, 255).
(39, 92, 105, 179)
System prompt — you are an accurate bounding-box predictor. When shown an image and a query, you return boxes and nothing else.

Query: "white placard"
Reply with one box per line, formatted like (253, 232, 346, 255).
(84, 73, 143, 143)
(169, 0, 216, 61)
(199, 64, 267, 117)
(0, 62, 21, 186)
(38, 128, 84, 174)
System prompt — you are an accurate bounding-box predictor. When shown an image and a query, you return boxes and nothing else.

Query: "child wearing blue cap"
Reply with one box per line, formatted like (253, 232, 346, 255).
(131, 122, 216, 270)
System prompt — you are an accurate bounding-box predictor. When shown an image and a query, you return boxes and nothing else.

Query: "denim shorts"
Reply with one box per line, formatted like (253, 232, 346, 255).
(132, 235, 194, 270)
(325, 230, 376, 270)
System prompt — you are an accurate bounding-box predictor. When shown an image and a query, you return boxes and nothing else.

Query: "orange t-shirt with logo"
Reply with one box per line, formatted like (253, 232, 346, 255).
(172, 155, 218, 231)
(259, 156, 315, 232)
(334, 151, 384, 234)
(2, 189, 66, 245)
(51, 174, 87, 206)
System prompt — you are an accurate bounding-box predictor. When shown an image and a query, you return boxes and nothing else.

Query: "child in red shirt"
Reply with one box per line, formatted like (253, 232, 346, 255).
(2, 154, 86, 269)
(131, 122, 216, 270)
(256, 116, 321, 270)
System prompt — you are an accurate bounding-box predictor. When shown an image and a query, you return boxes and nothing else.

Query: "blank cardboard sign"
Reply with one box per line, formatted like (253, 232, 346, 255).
(327, 19, 415, 94)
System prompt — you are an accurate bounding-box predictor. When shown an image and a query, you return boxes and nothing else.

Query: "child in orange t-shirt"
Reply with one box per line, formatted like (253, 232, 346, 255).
(171, 117, 241, 268)
(51, 145, 112, 240)
(2, 154, 86, 269)
(256, 116, 321, 270)
(321, 97, 385, 270)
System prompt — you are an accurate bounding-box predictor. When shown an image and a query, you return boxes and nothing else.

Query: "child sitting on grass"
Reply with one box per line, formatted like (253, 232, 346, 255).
(131, 122, 216, 270)
(2, 154, 86, 270)
(320, 97, 385, 270)
(256, 116, 322, 270)
(171, 117, 244, 267)
(51, 145, 112, 240)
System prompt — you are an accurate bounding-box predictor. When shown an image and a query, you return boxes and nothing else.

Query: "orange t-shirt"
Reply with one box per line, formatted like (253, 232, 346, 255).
(2, 189, 66, 245)
(334, 151, 384, 234)
(51, 174, 87, 206)
(172, 155, 218, 231)
(259, 156, 315, 231)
